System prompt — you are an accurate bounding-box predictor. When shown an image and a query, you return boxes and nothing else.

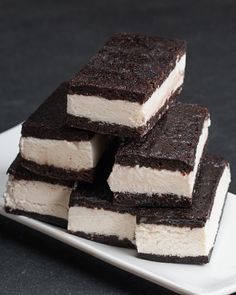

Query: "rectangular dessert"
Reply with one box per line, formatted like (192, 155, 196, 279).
(67, 33, 186, 138)
(135, 155, 231, 264)
(68, 184, 136, 248)
(108, 103, 210, 207)
(4, 155, 74, 228)
(20, 82, 107, 182)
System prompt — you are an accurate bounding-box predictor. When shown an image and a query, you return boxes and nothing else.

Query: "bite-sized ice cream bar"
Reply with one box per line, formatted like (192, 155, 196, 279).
(68, 183, 137, 248)
(135, 155, 231, 265)
(4, 155, 74, 228)
(20, 82, 107, 182)
(67, 33, 186, 138)
(108, 103, 210, 207)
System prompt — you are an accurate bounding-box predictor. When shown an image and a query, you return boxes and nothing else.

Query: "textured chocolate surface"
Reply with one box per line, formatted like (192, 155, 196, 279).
(69, 183, 112, 208)
(7, 154, 74, 187)
(113, 192, 191, 208)
(69, 183, 137, 215)
(21, 157, 95, 183)
(67, 87, 180, 138)
(69, 231, 135, 249)
(137, 154, 229, 228)
(68, 33, 186, 104)
(5, 207, 67, 228)
(137, 252, 210, 265)
(21, 82, 95, 141)
(115, 102, 210, 172)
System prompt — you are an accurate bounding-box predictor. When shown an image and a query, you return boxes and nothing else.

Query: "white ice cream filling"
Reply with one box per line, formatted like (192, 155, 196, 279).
(108, 118, 210, 198)
(20, 134, 106, 171)
(68, 206, 136, 243)
(4, 176, 72, 220)
(135, 166, 231, 257)
(67, 54, 186, 128)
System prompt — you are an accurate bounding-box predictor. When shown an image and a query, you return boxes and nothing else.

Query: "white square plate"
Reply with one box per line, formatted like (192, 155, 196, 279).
(0, 125, 236, 295)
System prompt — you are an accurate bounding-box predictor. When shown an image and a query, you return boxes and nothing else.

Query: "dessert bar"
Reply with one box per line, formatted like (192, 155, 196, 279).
(68, 184, 136, 248)
(108, 103, 210, 207)
(20, 82, 107, 182)
(4, 155, 74, 227)
(67, 33, 186, 138)
(135, 155, 231, 264)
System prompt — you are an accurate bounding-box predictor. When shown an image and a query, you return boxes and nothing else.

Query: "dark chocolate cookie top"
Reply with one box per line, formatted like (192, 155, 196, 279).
(137, 154, 230, 227)
(115, 102, 210, 172)
(69, 183, 112, 207)
(70, 182, 137, 215)
(8, 154, 75, 187)
(21, 82, 95, 141)
(68, 33, 186, 104)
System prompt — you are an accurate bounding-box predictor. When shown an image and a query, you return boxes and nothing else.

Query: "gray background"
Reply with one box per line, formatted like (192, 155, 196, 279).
(0, 0, 235, 294)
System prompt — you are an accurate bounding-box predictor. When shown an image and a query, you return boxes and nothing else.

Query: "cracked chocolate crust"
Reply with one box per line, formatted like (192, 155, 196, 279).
(22, 82, 95, 141)
(68, 33, 186, 104)
(115, 102, 210, 172)
(21, 157, 95, 183)
(113, 192, 191, 208)
(8, 154, 74, 187)
(68, 231, 135, 248)
(67, 86, 180, 138)
(137, 154, 229, 228)
(5, 206, 67, 228)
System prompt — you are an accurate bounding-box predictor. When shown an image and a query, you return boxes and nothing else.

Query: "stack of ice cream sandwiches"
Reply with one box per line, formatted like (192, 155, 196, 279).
(4, 33, 231, 265)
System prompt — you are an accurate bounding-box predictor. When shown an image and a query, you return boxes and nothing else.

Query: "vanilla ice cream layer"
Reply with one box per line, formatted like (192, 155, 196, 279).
(108, 118, 210, 198)
(20, 134, 106, 171)
(67, 55, 186, 128)
(68, 207, 136, 243)
(4, 176, 71, 219)
(135, 166, 230, 257)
